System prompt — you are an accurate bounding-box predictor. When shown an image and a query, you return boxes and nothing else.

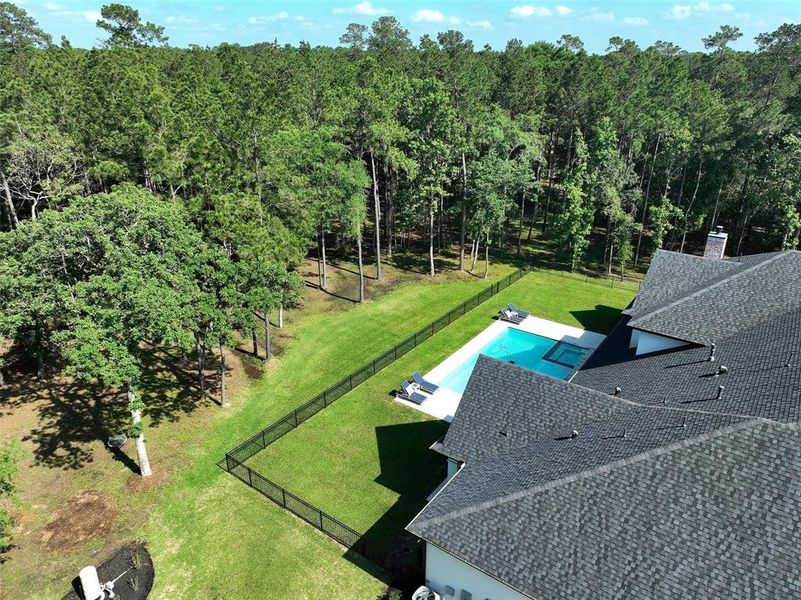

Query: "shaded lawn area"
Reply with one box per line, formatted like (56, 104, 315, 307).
(245, 269, 637, 553)
(4, 257, 518, 600)
(137, 260, 533, 599)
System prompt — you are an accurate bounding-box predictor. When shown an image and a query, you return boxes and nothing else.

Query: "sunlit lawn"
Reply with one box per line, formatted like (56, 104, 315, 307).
(5, 248, 636, 600)
(138, 257, 533, 599)
(245, 269, 636, 554)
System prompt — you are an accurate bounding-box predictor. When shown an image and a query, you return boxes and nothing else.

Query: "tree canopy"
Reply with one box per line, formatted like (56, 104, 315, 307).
(1, 3, 799, 472)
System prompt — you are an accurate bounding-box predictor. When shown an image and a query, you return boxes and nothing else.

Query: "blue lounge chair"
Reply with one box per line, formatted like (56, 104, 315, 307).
(400, 380, 428, 404)
(508, 303, 530, 318)
(500, 309, 525, 324)
(412, 371, 439, 394)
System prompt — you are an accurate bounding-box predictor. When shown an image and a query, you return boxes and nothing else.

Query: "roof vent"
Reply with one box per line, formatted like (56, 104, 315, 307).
(499, 430, 508, 437)
(570, 429, 579, 439)
(708, 343, 716, 362)
(613, 386, 622, 396)
(716, 385, 725, 400)
(704, 226, 728, 259)
(717, 365, 728, 376)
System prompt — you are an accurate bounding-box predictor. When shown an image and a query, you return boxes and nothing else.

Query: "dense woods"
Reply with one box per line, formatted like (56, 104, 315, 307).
(0, 3, 799, 476)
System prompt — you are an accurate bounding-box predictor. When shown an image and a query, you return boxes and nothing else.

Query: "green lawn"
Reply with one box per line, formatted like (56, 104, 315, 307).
(244, 269, 636, 554)
(137, 261, 536, 599)
(10, 259, 636, 600)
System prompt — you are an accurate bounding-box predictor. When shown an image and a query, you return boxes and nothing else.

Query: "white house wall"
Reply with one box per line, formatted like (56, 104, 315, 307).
(634, 330, 688, 355)
(425, 543, 531, 600)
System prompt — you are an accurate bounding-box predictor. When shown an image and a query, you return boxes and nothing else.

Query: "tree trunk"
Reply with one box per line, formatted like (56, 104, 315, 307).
(1, 172, 19, 229)
(428, 195, 435, 277)
(634, 133, 661, 268)
(317, 230, 323, 288)
(319, 224, 328, 289)
(471, 240, 479, 271)
(680, 158, 704, 254)
(278, 304, 284, 329)
(483, 237, 490, 279)
(263, 313, 271, 360)
(371, 153, 382, 280)
(357, 230, 365, 303)
(219, 340, 228, 407)
(542, 129, 556, 230)
(196, 335, 205, 394)
(459, 152, 468, 270)
(0, 368, 5, 387)
(35, 326, 45, 379)
(517, 191, 526, 256)
(128, 387, 152, 477)
(252, 330, 259, 358)
(566, 128, 574, 172)
(438, 194, 444, 252)
(384, 161, 393, 259)
(710, 178, 723, 229)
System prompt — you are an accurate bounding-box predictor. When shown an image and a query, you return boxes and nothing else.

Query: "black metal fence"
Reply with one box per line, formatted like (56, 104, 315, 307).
(225, 454, 391, 568)
(225, 267, 527, 465)
(222, 267, 527, 572)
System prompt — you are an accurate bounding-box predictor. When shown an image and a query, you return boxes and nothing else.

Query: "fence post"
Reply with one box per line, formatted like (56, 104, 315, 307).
(294, 409, 299, 427)
(281, 488, 287, 507)
(247, 467, 253, 486)
(261, 430, 267, 448)
(323, 389, 327, 407)
(349, 373, 353, 389)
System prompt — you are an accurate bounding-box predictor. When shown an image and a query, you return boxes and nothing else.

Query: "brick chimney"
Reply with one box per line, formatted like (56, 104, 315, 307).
(703, 226, 728, 259)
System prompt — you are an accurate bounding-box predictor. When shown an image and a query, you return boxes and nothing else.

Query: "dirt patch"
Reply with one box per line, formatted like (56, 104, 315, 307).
(40, 490, 116, 552)
(62, 541, 154, 600)
(126, 465, 169, 492)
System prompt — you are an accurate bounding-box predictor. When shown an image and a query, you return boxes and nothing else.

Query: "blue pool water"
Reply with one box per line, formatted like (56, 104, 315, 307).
(438, 328, 589, 393)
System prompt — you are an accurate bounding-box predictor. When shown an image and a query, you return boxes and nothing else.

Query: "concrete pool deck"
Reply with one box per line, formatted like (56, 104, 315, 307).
(395, 315, 606, 422)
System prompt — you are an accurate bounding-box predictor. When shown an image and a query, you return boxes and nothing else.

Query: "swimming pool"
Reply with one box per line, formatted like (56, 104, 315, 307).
(438, 328, 589, 393)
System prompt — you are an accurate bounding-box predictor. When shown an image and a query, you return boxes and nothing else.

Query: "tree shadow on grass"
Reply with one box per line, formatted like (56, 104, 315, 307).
(329, 260, 378, 280)
(386, 251, 457, 276)
(570, 305, 624, 335)
(303, 279, 359, 304)
(1, 345, 221, 470)
(344, 419, 449, 594)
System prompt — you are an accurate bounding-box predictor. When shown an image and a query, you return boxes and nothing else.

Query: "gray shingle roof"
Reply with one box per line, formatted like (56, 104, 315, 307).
(574, 307, 801, 422)
(436, 356, 632, 462)
(624, 249, 741, 318)
(411, 420, 801, 600)
(409, 250, 801, 600)
(627, 250, 801, 345)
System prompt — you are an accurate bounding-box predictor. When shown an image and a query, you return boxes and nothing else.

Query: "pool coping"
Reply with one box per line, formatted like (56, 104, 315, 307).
(395, 316, 606, 422)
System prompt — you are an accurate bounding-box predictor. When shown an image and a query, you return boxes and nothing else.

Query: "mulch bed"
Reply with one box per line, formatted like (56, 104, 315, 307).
(41, 490, 116, 552)
(62, 541, 154, 600)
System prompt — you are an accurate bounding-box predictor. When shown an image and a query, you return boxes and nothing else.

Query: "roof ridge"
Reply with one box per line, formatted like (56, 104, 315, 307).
(478, 355, 639, 406)
(412, 418, 777, 531)
(628, 251, 789, 338)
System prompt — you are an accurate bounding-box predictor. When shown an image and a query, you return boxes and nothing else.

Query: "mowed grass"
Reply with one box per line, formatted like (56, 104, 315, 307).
(5, 257, 515, 600)
(4, 254, 636, 599)
(137, 260, 534, 599)
(245, 269, 636, 552)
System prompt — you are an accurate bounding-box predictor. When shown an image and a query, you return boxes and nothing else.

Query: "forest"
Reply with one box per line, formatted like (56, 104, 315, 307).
(0, 3, 799, 480)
